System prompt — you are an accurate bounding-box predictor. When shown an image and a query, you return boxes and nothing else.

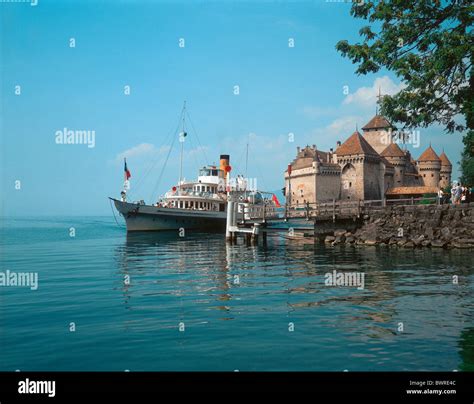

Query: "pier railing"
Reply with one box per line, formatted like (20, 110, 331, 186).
(241, 196, 440, 222)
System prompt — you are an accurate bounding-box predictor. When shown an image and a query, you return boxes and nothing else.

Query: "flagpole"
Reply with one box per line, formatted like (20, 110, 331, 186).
(179, 141, 183, 192)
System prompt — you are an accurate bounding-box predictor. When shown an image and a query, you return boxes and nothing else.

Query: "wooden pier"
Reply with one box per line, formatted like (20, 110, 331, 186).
(225, 192, 440, 243)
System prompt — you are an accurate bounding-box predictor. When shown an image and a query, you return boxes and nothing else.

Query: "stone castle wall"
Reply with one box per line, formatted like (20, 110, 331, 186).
(324, 203, 474, 249)
(285, 169, 316, 206)
(362, 129, 388, 154)
(316, 173, 341, 202)
(363, 161, 383, 200)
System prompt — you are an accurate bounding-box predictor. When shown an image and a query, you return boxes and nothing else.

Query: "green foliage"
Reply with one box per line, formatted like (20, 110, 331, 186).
(460, 129, 474, 185)
(419, 193, 437, 205)
(336, 1, 474, 133)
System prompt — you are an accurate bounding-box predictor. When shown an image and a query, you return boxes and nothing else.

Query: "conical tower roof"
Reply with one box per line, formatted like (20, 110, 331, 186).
(381, 142, 406, 158)
(439, 151, 452, 166)
(362, 115, 393, 130)
(336, 131, 379, 157)
(418, 145, 440, 162)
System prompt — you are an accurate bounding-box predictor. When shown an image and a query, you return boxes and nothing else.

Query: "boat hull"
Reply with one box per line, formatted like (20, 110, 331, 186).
(111, 198, 227, 232)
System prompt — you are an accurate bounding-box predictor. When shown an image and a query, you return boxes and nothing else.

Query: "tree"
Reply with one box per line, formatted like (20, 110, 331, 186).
(460, 130, 474, 185)
(336, 1, 473, 134)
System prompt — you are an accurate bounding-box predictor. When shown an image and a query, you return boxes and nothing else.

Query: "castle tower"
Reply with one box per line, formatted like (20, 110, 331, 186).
(439, 151, 452, 189)
(284, 145, 340, 205)
(361, 115, 396, 155)
(336, 130, 382, 200)
(380, 142, 407, 186)
(417, 145, 441, 188)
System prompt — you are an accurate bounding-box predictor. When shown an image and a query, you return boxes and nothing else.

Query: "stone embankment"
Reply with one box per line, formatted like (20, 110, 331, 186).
(324, 203, 474, 249)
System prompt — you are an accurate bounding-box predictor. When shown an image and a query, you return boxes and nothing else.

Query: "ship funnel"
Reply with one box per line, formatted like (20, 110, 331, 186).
(220, 154, 230, 172)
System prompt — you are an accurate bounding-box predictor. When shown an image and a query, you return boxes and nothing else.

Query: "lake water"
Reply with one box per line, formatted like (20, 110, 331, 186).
(0, 216, 473, 371)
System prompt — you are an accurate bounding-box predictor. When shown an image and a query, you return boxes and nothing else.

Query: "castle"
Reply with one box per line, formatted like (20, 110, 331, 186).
(284, 114, 452, 205)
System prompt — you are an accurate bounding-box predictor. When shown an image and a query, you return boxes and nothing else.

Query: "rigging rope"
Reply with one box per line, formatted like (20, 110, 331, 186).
(150, 121, 180, 202)
(109, 198, 125, 228)
(185, 109, 209, 165)
(130, 115, 183, 198)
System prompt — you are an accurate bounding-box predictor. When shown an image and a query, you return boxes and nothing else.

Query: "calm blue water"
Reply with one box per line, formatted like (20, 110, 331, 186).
(0, 216, 473, 371)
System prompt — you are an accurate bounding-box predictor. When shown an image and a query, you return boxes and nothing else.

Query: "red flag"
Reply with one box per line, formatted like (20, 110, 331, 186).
(124, 158, 131, 180)
(272, 193, 281, 207)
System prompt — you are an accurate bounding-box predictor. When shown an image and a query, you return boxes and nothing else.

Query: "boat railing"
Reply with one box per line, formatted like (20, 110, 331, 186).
(164, 190, 224, 199)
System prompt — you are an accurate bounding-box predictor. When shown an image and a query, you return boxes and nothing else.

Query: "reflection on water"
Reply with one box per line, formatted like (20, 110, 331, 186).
(0, 217, 473, 371)
(109, 230, 474, 370)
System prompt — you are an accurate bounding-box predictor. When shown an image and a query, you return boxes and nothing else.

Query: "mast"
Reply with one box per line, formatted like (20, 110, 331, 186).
(245, 133, 249, 179)
(243, 133, 250, 197)
(179, 101, 186, 192)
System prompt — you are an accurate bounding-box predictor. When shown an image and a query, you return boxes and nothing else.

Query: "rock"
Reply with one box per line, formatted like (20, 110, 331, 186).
(325, 236, 335, 244)
(342, 204, 473, 249)
(451, 242, 473, 249)
(430, 240, 446, 248)
(457, 238, 474, 245)
(365, 239, 378, 246)
(333, 235, 344, 245)
(411, 235, 425, 246)
(397, 238, 407, 247)
(425, 227, 434, 240)
(440, 227, 451, 239)
(449, 239, 474, 249)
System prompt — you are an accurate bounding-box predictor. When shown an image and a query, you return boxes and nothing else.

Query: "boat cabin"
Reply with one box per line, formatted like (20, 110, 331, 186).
(158, 165, 227, 212)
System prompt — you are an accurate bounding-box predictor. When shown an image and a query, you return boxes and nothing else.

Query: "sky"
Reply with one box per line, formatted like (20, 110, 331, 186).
(1, 0, 466, 216)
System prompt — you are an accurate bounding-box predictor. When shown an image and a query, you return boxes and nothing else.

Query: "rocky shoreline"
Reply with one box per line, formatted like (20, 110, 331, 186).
(322, 202, 474, 249)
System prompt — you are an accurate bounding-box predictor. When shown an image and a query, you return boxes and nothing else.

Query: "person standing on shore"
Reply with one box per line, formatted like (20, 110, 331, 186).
(451, 183, 457, 204)
(438, 189, 444, 204)
(455, 183, 463, 205)
(461, 186, 470, 204)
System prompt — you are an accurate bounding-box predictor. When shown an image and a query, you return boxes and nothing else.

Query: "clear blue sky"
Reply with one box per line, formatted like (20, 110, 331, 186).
(1, 0, 465, 216)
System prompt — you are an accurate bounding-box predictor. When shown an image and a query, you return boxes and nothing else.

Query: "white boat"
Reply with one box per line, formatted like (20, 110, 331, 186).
(110, 103, 280, 232)
(110, 157, 231, 232)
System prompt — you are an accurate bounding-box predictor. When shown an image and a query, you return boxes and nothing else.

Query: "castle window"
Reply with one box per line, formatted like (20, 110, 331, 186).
(423, 174, 426, 178)
(431, 174, 434, 177)
(349, 182, 352, 187)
